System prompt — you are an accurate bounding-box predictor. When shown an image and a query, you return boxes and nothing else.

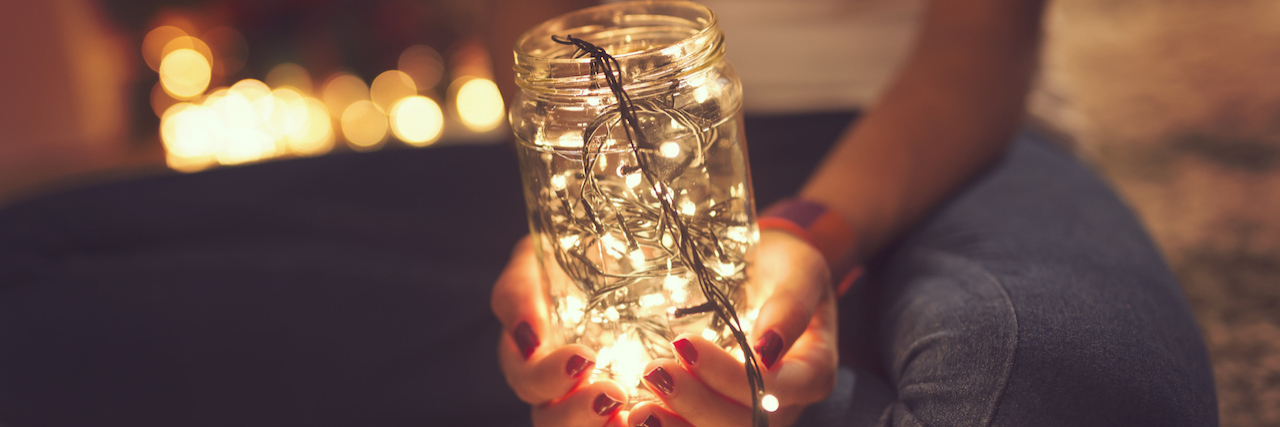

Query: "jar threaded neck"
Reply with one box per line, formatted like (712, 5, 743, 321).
(513, 0, 723, 99)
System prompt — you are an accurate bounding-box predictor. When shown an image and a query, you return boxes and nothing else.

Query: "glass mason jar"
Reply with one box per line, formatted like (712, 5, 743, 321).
(509, 0, 757, 399)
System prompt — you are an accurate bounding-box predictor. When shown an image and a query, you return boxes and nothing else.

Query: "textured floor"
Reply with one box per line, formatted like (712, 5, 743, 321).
(1033, 1, 1280, 424)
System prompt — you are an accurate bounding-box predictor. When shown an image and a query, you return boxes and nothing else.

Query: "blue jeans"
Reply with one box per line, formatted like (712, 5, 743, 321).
(797, 129, 1217, 427)
(0, 115, 1215, 426)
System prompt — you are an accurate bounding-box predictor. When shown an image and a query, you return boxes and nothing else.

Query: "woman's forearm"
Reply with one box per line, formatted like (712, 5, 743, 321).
(799, 0, 1046, 259)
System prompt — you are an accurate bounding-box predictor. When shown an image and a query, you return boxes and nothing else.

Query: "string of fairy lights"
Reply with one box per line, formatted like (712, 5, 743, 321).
(145, 23, 505, 172)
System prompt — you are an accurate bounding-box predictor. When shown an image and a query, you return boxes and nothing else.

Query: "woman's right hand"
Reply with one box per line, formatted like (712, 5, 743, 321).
(492, 237, 629, 427)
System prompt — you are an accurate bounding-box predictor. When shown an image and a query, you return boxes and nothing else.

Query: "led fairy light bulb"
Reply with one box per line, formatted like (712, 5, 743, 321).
(762, 394, 779, 412)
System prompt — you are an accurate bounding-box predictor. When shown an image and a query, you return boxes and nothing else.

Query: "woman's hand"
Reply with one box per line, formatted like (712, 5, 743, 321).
(492, 230, 838, 426)
(626, 230, 839, 427)
(491, 237, 629, 427)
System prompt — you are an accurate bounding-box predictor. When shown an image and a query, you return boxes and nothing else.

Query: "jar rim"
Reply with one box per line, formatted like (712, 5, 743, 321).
(513, 0, 718, 65)
(512, 0, 724, 98)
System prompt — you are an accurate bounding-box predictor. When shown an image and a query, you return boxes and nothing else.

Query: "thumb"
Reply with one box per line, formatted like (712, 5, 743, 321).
(749, 230, 831, 369)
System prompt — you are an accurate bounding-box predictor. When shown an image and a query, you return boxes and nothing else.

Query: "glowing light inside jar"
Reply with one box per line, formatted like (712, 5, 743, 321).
(563, 295, 585, 324)
(693, 86, 711, 103)
(762, 394, 779, 412)
(665, 274, 689, 303)
(551, 174, 567, 191)
(558, 133, 582, 147)
(660, 141, 682, 158)
(629, 249, 647, 266)
(715, 260, 737, 277)
(601, 234, 628, 257)
(742, 307, 760, 336)
(726, 226, 751, 243)
(640, 293, 666, 308)
(625, 171, 642, 188)
(596, 345, 614, 374)
(680, 200, 697, 216)
(612, 333, 647, 387)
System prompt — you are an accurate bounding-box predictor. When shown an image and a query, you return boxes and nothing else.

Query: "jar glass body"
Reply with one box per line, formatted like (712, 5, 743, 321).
(509, 0, 758, 399)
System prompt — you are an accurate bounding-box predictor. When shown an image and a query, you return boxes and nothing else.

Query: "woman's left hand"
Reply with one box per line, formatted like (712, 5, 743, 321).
(626, 230, 841, 427)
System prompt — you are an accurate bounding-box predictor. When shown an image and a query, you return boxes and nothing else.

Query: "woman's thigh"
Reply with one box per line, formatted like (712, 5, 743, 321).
(810, 131, 1217, 426)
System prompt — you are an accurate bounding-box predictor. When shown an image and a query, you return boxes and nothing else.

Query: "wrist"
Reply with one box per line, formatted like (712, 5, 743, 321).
(758, 198, 863, 296)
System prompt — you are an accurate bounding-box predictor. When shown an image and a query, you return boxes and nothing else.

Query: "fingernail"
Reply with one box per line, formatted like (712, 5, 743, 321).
(566, 355, 594, 378)
(755, 330, 783, 369)
(673, 338, 698, 365)
(592, 392, 622, 416)
(643, 366, 675, 395)
(637, 414, 663, 427)
(514, 322, 539, 359)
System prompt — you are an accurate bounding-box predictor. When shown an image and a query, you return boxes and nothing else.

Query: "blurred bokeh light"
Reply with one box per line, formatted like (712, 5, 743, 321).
(289, 98, 336, 156)
(142, 26, 188, 71)
(370, 70, 417, 112)
(161, 36, 214, 68)
(150, 82, 179, 117)
(399, 44, 446, 91)
(135, 6, 505, 173)
(202, 26, 248, 77)
(341, 100, 388, 150)
(322, 73, 370, 121)
(267, 63, 314, 94)
(391, 96, 444, 146)
(159, 48, 212, 99)
(454, 77, 504, 132)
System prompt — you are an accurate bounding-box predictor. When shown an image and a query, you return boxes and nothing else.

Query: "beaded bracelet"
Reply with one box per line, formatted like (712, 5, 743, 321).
(759, 198, 863, 297)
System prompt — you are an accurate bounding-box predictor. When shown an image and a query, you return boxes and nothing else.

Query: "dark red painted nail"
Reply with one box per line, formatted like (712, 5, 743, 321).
(638, 414, 663, 427)
(643, 366, 675, 395)
(755, 330, 783, 369)
(565, 355, 594, 378)
(592, 393, 622, 416)
(673, 338, 698, 365)
(514, 322, 539, 359)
